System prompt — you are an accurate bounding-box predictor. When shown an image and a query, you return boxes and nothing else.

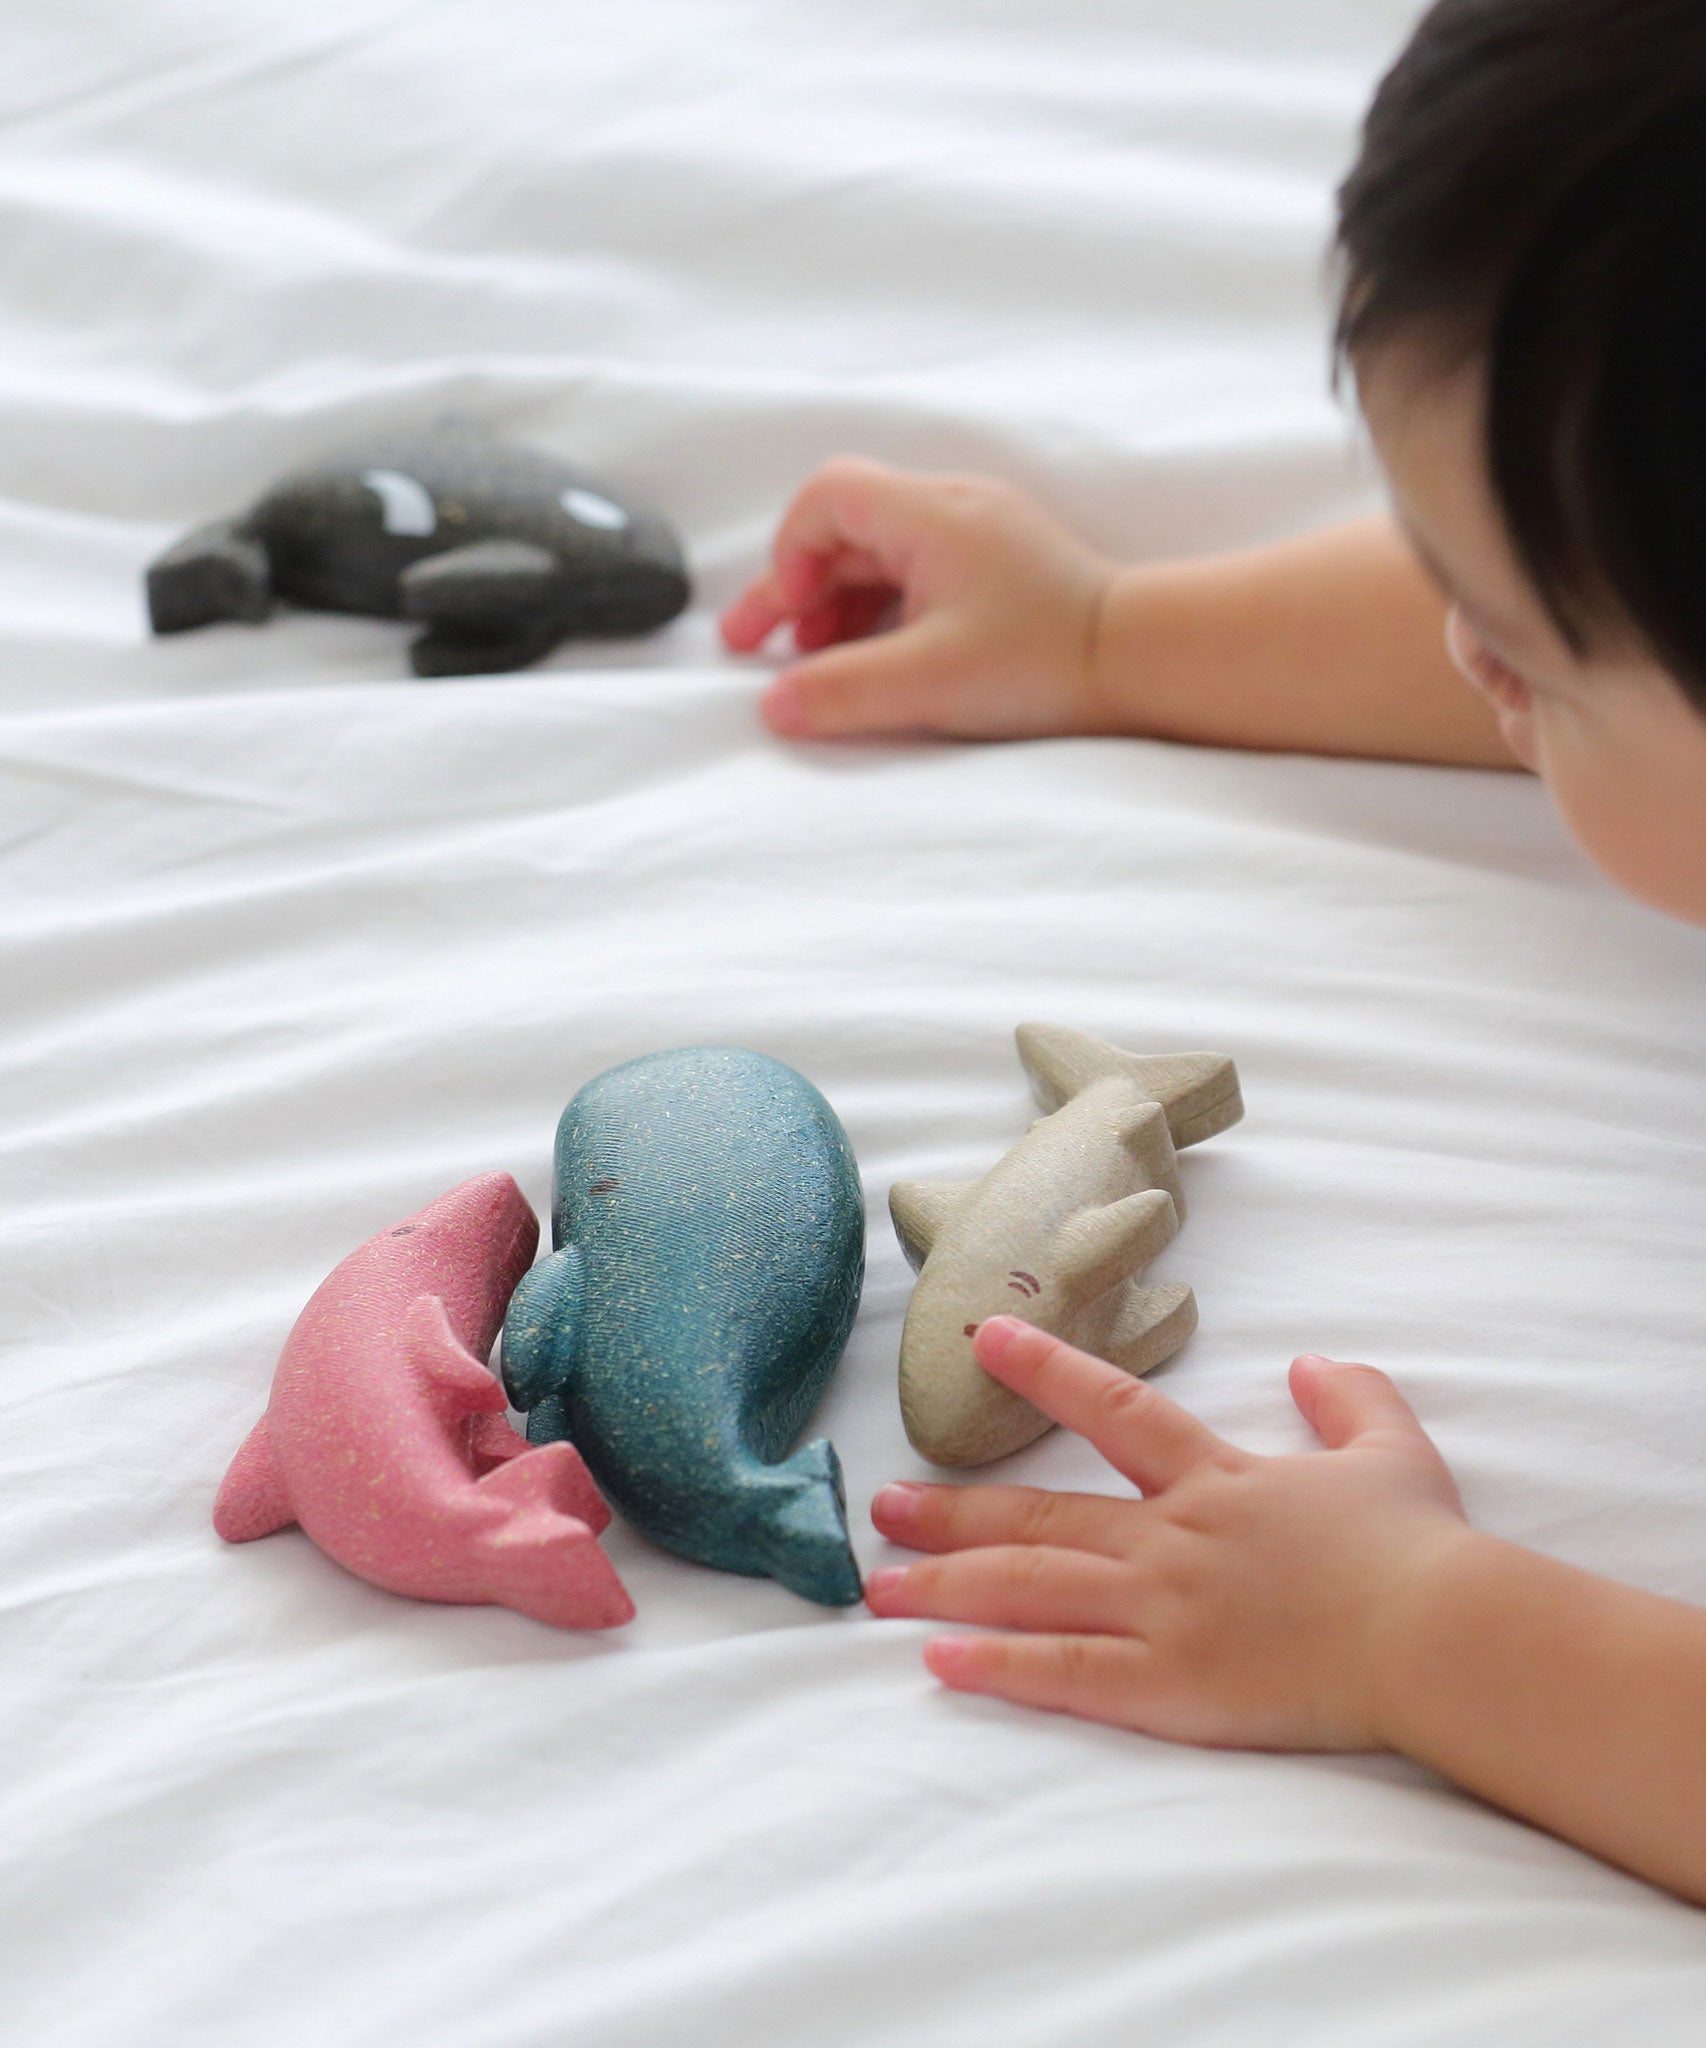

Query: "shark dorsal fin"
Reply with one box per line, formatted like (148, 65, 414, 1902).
(1103, 1281, 1198, 1375)
(1052, 1188, 1177, 1304)
(888, 1179, 980, 1271)
(405, 1295, 508, 1417)
(1016, 1023, 1243, 1149)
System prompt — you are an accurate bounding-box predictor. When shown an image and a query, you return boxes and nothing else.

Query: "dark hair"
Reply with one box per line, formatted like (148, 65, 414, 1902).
(1332, 0, 1706, 706)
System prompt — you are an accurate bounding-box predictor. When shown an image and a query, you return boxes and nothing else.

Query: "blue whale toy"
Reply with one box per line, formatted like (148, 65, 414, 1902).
(500, 1048, 866, 1606)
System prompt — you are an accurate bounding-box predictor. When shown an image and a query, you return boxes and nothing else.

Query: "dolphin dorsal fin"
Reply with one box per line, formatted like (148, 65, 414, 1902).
(213, 1414, 296, 1543)
(888, 1179, 980, 1271)
(405, 1296, 507, 1417)
(1052, 1188, 1177, 1304)
(1016, 1023, 1243, 1149)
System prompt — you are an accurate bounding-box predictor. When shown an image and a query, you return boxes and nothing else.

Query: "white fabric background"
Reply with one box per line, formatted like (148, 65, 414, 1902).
(5, 2, 1706, 2041)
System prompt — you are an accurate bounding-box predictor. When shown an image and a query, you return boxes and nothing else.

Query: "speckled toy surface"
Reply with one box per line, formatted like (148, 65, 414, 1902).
(146, 422, 690, 675)
(890, 1024, 1244, 1466)
(213, 1173, 635, 1629)
(501, 1048, 866, 1607)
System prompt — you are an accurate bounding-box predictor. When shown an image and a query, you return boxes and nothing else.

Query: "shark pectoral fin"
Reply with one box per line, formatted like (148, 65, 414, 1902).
(888, 1180, 980, 1271)
(466, 1410, 532, 1472)
(1053, 1188, 1178, 1304)
(1103, 1281, 1197, 1375)
(473, 1439, 612, 1536)
(761, 1440, 862, 1607)
(1016, 1023, 1243, 1148)
(213, 1414, 296, 1543)
(405, 1295, 507, 1417)
(500, 1244, 583, 1412)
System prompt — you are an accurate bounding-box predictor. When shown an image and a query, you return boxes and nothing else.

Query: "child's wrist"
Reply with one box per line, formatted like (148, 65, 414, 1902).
(1359, 1524, 1514, 1756)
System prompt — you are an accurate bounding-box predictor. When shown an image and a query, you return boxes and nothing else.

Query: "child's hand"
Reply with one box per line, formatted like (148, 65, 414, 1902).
(719, 457, 1119, 740)
(866, 1317, 1473, 1751)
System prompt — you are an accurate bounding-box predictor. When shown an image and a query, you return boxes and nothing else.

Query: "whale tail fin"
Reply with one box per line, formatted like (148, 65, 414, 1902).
(1016, 1023, 1243, 1149)
(757, 1438, 863, 1608)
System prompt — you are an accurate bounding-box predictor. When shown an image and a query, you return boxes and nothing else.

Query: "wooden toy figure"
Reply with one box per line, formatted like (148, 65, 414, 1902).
(147, 422, 690, 675)
(501, 1048, 867, 1607)
(890, 1023, 1243, 1466)
(214, 1173, 634, 1629)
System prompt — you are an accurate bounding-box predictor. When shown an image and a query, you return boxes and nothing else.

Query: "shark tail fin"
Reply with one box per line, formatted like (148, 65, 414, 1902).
(760, 1438, 863, 1608)
(213, 1413, 296, 1543)
(1016, 1023, 1243, 1149)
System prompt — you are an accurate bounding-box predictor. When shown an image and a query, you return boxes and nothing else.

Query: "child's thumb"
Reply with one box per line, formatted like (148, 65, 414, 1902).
(1290, 1354, 1432, 1454)
(760, 622, 955, 739)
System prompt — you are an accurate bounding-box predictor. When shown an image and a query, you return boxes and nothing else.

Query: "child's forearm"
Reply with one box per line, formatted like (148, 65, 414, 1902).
(1092, 516, 1520, 768)
(1374, 1532, 1706, 1902)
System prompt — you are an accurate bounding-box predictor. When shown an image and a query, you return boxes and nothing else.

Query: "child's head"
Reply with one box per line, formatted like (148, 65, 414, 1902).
(1333, 0, 1706, 924)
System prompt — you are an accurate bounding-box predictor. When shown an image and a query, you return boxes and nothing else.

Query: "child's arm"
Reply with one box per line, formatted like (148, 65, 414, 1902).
(721, 457, 1517, 767)
(866, 1317, 1706, 1905)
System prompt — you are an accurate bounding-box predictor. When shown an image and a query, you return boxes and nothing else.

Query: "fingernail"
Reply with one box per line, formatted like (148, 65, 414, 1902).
(975, 1315, 1025, 1365)
(1293, 1353, 1331, 1368)
(924, 1636, 974, 1680)
(762, 673, 810, 735)
(872, 1482, 923, 1528)
(865, 1566, 908, 1604)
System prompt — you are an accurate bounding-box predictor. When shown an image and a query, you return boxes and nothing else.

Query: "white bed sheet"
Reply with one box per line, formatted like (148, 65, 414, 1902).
(6, 3, 1706, 2042)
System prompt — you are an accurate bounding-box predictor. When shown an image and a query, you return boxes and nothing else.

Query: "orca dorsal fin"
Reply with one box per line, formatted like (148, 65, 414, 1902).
(1052, 1188, 1178, 1304)
(405, 1295, 507, 1417)
(1016, 1023, 1243, 1149)
(212, 1413, 297, 1543)
(888, 1180, 980, 1270)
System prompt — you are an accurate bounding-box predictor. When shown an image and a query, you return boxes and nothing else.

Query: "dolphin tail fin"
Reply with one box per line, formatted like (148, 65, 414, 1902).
(1016, 1023, 1243, 1149)
(474, 1445, 634, 1630)
(213, 1414, 296, 1543)
(760, 1438, 863, 1608)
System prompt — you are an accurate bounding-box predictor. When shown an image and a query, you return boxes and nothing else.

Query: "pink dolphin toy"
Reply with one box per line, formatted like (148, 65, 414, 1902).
(214, 1172, 635, 1629)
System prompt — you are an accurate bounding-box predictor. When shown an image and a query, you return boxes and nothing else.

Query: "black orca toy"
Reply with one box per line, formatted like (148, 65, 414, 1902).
(146, 424, 691, 676)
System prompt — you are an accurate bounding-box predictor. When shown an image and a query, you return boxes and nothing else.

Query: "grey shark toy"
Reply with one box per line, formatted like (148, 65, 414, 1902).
(500, 1047, 866, 1607)
(145, 424, 690, 675)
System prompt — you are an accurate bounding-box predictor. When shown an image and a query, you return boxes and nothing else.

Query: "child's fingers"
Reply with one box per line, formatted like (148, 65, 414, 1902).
(768, 457, 923, 597)
(870, 1479, 1136, 1560)
(973, 1317, 1244, 1494)
(923, 1631, 1153, 1729)
(865, 1546, 1136, 1636)
(791, 583, 897, 653)
(760, 618, 958, 738)
(719, 574, 788, 652)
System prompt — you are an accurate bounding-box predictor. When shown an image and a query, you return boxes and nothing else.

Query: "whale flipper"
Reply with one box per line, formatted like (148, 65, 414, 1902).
(501, 1246, 584, 1410)
(406, 1295, 507, 1417)
(401, 540, 573, 675)
(1054, 1189, 1178, 1304)
(758, 1438, 861, 1608)
(212, 1414, 296, 1542)
(1103, 1280, 1198, 1375)
(1016, 1024, 1243, 1148)
(147, 517, 273, 634)
(889, 1180, 980, 1270)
